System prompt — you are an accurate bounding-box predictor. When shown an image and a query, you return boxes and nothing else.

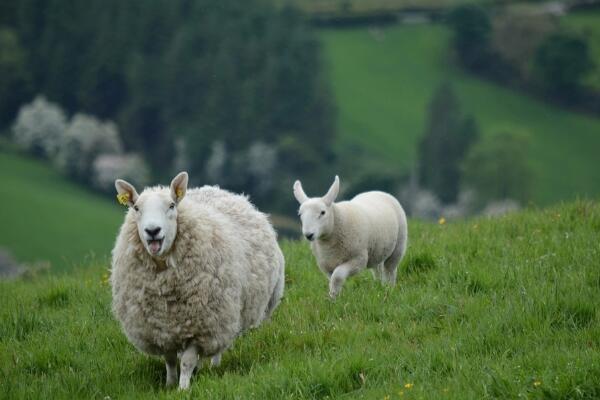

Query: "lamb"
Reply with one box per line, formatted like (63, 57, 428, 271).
(110, 172, 285, 390)
(293, 175, 407, 299)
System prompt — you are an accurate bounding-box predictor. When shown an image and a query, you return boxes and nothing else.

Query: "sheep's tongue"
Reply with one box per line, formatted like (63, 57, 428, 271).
(149, 240, 161, 254)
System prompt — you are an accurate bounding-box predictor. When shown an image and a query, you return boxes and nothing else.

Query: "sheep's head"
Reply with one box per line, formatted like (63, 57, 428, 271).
(115, 172, 188, 258)
(293, 175, 339, 241)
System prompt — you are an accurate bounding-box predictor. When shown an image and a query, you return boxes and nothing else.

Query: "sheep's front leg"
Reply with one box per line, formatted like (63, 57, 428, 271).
(179, 345, 198, 390)
(165, 353, 178, 387)
(329, 257, 366, 300)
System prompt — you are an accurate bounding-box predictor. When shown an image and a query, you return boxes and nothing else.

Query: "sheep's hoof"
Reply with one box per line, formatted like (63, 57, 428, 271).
(210, 354, 222, 367)
(328, 290, 339, 300)
(166, 377, 177, 387)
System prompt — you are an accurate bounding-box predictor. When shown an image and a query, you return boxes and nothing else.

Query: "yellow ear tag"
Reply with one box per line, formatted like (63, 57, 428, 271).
(176, 188, 184, 199)
(117, 193, 130, 206)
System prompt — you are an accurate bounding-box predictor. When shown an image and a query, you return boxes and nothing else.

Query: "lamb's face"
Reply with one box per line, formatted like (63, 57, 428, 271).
(132, 191, 178, 257)
(298, 199, 334, 241)
(293, 175, 340, 242)
(115, 172, 189, 259)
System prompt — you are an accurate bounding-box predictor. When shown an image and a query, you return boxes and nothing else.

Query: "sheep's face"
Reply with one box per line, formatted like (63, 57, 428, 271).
(115, 172, 188, 258)
(293, 176, 339, 241)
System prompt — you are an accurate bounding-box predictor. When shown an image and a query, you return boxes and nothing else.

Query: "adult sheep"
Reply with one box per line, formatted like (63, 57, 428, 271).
(293, 175, 407, 299)
(111, 172, 285, 390)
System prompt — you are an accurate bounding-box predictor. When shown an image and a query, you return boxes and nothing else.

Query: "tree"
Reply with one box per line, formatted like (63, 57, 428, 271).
(491, 12, 556, 80)
(12, 96, 67, 158)
(418, 83, 480, 203)
(534, 31, 594, 101)
(462, 132, 532, 205)
(447, 5, 492, 73)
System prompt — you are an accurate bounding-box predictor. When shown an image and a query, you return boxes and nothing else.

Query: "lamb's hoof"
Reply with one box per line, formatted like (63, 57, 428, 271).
(328, 290, 338, 300)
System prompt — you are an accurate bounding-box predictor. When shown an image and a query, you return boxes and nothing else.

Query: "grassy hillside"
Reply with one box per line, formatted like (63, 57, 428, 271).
(320, 24, 600, 205)
(2, 201, 599, 399)
(0, 149, 123, 271)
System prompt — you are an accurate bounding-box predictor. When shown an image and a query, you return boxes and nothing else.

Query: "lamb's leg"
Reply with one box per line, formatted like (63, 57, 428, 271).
(383, 235, 407, 286)
(329, 257, 366, 300)
(165, 353, 178, 387)
(382, 254, 401, 286)
(179, 345, 198, 390)
(210, 353, 222, 367)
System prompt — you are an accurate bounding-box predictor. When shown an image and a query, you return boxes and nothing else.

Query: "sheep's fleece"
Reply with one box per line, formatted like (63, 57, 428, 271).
(111, 184, 285, 376)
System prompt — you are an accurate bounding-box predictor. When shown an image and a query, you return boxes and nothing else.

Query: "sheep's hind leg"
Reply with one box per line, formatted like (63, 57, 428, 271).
(371, 263, 384, 281)
(179, 345, 198, 390)
(383, 238, 406, 286)
(165, 353, 178, 387)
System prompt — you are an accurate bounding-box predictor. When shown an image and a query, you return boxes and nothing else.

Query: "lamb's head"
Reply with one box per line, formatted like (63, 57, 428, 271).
(115, 172, 188, 257)
(293, 175, 339, 241)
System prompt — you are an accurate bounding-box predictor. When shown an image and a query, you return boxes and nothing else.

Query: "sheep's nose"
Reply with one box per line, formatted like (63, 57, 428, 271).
(145, 227, 161, 238)
(305, 233, 314, 241)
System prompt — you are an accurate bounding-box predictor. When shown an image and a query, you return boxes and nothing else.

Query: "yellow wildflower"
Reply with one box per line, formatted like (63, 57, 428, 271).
(398, 390, 404, 396)
(117, 193, 130, 206)
(533, 381, 542, 387)
(384, 396, 390, 400)
(404, 383, 414, 389)
(438, 217, 446, 225)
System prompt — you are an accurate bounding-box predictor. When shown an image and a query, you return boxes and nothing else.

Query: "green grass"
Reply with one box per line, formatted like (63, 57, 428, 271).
(2, 201, 600, 399)
(563, 10, 600, 90)
(320, 24, 600, 205)
(0, 149, 123, 271)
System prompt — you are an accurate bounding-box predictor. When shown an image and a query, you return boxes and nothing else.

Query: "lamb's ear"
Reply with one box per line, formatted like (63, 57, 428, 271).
(170, 171, 188, 203)
(115, 179, 139, 207)
(322, 175, 339, 206)
(293, 180, 309, 204)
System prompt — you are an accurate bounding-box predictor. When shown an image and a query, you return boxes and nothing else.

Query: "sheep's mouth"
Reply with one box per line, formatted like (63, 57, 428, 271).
(147, 238, 163, 255)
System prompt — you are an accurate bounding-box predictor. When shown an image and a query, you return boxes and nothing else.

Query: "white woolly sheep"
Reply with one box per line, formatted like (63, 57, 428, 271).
(111, 172, 285, 390)
(293, 175, 407, 299)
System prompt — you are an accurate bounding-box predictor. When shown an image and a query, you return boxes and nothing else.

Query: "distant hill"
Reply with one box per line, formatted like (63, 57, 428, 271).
(321, 24, 600, 205)
(0, 149, 123, 272)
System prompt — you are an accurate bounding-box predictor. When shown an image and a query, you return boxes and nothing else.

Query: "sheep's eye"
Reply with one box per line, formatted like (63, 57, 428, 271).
(169, 203, 175, 210)
(133, 205, 139, 212)
(320, 210, 326, 216)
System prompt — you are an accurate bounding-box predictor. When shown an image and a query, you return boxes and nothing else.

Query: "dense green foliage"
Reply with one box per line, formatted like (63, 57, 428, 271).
(0, 0, 335, 212)
(320, 24, 600, 205)
(447, 5, 492, 73)
(0, 148, 122, 270)
(418, 83, 479, 203)
(534, 31, 595, 99)
(563, 10, 600, 90)
(1, 201, 600, 398)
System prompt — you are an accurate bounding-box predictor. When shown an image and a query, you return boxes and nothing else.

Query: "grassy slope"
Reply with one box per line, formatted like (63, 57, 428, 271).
(2, 201, 600, 399)
(563, 10, 600, 90)
(0, 150, 123, 271)
(320, 25, 600, 205)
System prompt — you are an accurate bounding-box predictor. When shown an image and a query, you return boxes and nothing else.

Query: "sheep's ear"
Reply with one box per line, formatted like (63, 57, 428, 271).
(293, 180, 309, 204)
(170, 171, 188, 203)
(115, 179, 139, 207)
(322, 175, 339, 206)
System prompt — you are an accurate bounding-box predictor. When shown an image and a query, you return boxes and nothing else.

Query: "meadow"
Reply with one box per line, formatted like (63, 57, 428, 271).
(1, 200, 599, 399)
(320, 24, 600, 205)
(0, 148, 122, 271)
